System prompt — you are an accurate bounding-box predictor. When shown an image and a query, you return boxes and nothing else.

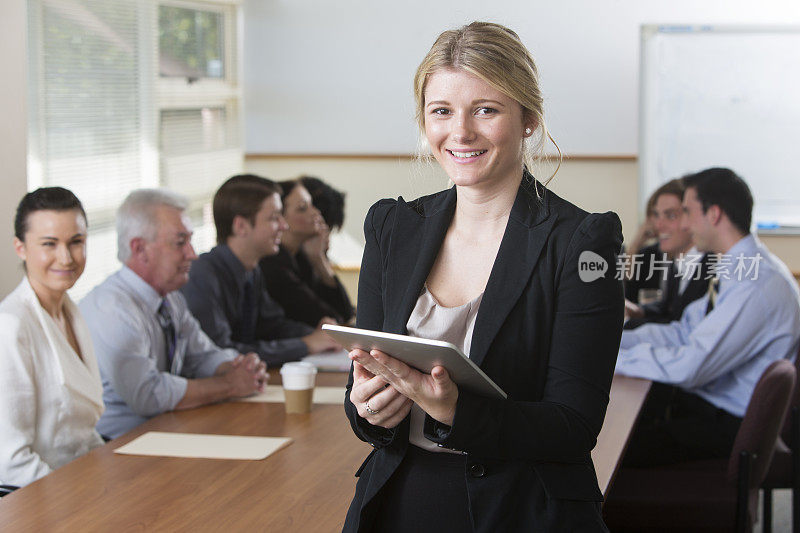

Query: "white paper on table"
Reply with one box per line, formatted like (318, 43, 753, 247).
(113, 431, 292, 460)
(235, 385, 345, 405)
(302, 349, 351, 372)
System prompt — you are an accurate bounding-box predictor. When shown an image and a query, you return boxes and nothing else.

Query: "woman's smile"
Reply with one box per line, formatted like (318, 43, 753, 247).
(423, 68, 532, 190)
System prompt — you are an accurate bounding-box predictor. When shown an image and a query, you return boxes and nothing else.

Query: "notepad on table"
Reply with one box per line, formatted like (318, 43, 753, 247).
(235, 385, 344, 405)
(113, 431, 292, 460)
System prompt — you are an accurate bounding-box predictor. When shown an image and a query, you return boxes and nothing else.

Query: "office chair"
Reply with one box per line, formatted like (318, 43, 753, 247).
(604, 359, 796, 533)
(761, 345, 800, 533)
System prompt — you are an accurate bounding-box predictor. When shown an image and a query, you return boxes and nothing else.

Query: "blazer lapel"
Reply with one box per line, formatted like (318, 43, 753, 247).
(383, 188, 457, 334)
(469, 180, 555, 367)
(32, 291, 104, 413)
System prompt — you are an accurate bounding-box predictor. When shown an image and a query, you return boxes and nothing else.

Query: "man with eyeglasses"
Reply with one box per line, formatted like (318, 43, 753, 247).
(81, 189, 267, 440)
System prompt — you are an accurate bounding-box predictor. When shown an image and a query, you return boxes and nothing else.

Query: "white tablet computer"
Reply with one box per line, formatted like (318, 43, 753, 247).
(321, 324, 507, 399)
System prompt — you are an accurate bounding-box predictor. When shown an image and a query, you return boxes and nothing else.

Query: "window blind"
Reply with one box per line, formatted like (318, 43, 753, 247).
(28, 0, 242, 299)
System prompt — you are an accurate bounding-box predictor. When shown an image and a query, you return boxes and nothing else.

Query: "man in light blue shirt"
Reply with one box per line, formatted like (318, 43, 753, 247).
(615, 168, 800, 466)
(81, 189, 267, 439)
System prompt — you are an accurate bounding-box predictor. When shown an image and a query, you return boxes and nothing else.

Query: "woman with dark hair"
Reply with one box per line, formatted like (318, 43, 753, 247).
(299, 176, 345, 231)
(0, 187, 104, 489)
(259, 179, 354, 326)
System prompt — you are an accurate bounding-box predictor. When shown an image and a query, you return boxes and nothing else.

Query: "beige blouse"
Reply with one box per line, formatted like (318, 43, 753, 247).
(406, 286, 483, 453)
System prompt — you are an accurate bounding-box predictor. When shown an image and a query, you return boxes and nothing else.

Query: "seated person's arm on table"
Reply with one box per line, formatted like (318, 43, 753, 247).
(197, 295, 312, 366)
(255, 299, 338, 362)
(616, 283, 774, 388)
(256, 297, 314, 340)
(174, 308, 262, 409)
(174, 354, 263, 410)
(189, 297, 307, 367)
(620, 304, 696, 351)
(0, 317, 52, 483)
(424, 213, 624, 464)
(182, 268, 311, 366)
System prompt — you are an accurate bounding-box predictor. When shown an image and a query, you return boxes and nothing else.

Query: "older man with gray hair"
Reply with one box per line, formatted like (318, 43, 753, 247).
(81, 189, 267, 439)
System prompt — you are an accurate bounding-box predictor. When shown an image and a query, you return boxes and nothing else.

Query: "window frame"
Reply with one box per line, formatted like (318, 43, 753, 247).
(26, 0, 243, 298)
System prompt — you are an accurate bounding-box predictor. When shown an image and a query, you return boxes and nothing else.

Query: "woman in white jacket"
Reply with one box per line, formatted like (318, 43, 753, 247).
(0, 187, 104, 489)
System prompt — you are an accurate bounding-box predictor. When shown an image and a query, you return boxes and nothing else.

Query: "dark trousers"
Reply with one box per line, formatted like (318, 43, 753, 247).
(370, 445, 473, 533)
(622, 383, 742, 468)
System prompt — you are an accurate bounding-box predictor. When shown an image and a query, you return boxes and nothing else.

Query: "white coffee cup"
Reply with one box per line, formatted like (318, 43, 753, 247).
(280, 362, 317, 413)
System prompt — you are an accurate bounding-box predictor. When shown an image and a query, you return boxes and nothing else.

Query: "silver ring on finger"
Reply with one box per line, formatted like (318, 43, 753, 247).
(364, 401, 380, 415)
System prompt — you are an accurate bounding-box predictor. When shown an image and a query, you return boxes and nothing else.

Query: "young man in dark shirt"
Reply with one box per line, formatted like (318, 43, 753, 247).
(181, 174, 339, 367)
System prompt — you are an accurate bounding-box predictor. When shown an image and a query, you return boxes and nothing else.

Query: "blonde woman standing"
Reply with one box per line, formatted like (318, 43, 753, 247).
(0, 188, 104, 490)
(343, 22, 623, 531)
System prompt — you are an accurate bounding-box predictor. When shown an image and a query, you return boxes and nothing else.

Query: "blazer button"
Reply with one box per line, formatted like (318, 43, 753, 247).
(469, 464, 486, 478)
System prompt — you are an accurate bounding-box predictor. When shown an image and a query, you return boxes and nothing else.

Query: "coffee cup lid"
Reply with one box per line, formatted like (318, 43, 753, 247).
(280, 361, 318, 375)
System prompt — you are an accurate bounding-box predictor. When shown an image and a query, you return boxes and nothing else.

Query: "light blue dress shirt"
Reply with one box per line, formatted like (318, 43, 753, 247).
(616, 234, 800, 417)
(80, 267, 236, 439)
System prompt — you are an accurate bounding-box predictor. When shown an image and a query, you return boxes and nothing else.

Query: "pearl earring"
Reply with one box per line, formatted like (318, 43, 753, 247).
(525, 127, 532, 135)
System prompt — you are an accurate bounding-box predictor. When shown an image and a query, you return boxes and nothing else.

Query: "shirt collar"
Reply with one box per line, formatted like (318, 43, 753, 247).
(19, 275, 78, 313)
(713, 234, 759, 290)
(119, 265, 165, 313)
(722, 233, 758, 260)
(214, 244, 249, 277)
(212, 244, 259, 292)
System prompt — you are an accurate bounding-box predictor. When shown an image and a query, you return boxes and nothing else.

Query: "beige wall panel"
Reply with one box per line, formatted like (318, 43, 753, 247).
(760, 236, 800, 275)
(244, 156, 638, 243)
(244, 156, 449, 245)
(245, 156, 800, 280)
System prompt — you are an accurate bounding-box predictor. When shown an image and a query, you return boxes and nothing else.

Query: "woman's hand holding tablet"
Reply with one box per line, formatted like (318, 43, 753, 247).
(348, 358, 412, 429)
(349, 348, 459, 426)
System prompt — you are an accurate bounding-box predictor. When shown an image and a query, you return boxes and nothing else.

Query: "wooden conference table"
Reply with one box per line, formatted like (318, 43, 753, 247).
(1, 373, 650, 532)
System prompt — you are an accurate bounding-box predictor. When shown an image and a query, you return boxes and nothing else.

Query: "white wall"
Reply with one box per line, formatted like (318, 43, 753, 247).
(243, 0, 800, 155)
(0, 0, 29, 298)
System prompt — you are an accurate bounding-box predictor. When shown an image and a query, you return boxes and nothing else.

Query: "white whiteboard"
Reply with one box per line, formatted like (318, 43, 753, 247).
(243, 1, 800, 156)
(640, 25, 800, 228)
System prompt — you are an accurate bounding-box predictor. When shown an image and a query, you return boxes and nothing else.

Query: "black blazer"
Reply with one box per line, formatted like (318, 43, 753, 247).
(343, 179, 624, 532)
(259, 246, 354, 327)
(624, 253, 714, 330)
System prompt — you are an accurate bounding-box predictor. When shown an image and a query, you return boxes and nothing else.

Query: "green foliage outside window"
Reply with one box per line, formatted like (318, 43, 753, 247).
(159, 5, 224, 79)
